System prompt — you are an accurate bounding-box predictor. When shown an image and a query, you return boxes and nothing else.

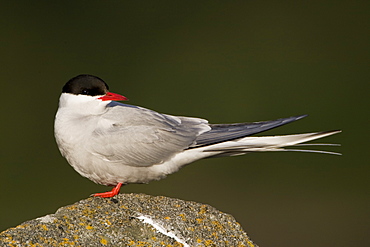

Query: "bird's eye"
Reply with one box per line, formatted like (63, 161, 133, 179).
(82, 89, 89, 95)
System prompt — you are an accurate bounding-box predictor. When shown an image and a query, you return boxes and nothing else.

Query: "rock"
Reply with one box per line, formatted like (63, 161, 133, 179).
(0, 193, 258, 246)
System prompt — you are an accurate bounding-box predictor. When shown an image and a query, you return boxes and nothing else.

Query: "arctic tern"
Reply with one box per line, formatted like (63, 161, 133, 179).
(54, 74, 341, 198)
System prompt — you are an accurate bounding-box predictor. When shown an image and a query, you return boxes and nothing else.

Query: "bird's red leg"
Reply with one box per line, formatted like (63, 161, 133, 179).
(93, 183, 123, 198)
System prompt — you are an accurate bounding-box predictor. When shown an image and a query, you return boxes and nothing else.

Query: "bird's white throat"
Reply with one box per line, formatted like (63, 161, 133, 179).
(58, 93, 110, 115)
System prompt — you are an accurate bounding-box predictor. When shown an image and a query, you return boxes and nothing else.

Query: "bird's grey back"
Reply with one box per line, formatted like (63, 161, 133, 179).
(87, 103, 210, 167)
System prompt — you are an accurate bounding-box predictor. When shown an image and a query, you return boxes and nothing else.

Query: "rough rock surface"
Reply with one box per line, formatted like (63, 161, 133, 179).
(0, 193, 258, 246)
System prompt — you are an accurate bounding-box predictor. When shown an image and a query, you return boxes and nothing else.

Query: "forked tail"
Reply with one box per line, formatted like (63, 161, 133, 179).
(203, 130, 342, 156)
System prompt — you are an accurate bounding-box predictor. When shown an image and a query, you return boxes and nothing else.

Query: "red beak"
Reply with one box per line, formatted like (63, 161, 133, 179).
(98, 92, 128, 101)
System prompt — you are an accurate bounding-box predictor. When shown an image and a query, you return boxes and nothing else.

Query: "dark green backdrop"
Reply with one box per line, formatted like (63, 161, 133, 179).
(1, 1, 368, 247)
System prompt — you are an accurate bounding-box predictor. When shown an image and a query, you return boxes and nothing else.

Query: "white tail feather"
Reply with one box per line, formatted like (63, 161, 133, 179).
(203, 130, 341, 155)
(279, 149, 342, 155)
(293, 143, 341, 146)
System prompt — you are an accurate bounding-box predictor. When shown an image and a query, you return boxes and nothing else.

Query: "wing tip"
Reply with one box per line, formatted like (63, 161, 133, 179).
(280, 114, 308, 124)
(295, 114, 309, 120)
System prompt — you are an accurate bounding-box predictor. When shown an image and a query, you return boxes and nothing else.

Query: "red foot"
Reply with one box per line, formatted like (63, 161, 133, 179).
(93, 183, 123, 198)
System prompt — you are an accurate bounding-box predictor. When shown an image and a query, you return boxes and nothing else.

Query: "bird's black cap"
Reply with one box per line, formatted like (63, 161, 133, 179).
(62, 74, 109, 96)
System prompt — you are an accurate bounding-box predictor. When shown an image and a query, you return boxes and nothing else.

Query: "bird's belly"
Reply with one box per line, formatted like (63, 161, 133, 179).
(67, 147, 211, 186)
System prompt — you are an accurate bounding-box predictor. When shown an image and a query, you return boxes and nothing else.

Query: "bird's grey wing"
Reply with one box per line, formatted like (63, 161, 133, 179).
(87, 104, 210, 167)
(192, 115, 307, 148)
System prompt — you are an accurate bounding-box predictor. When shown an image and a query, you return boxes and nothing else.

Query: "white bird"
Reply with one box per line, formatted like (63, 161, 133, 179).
(54, 74, 341, 198)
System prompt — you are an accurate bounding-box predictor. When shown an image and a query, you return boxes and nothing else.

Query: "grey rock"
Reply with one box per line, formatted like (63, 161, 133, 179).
(0, 193, 258, 247)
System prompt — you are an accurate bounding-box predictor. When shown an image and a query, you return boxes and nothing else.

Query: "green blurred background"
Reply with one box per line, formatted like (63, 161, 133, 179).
(0, 1, 368, 246)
